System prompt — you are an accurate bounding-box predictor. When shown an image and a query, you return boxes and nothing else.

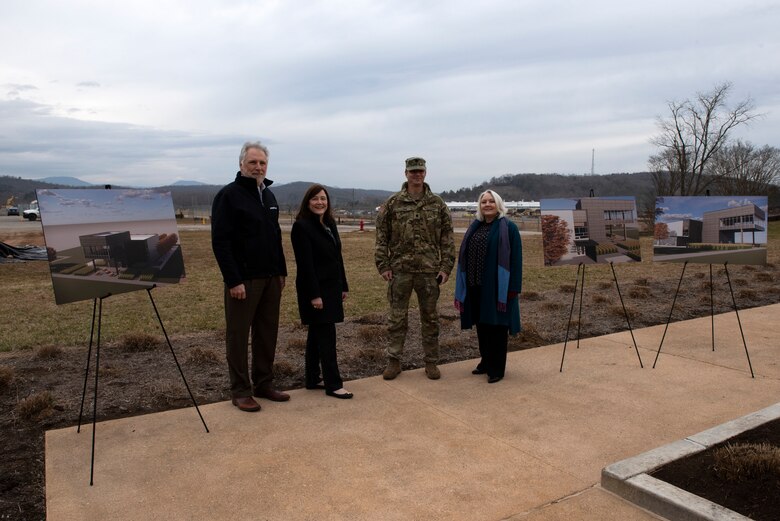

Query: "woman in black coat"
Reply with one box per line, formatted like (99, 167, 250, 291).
(291, 184, 353, 399)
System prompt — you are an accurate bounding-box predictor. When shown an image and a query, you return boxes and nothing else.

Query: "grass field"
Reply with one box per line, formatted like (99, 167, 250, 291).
(1, 220, 778, 352)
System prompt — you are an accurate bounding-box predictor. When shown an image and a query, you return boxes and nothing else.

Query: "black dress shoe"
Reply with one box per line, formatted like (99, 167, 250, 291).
(254, 388, 291, 402)
(326, 389, 353, 399)
(472, 367, 487, 375)
(487, 376, 502, 384)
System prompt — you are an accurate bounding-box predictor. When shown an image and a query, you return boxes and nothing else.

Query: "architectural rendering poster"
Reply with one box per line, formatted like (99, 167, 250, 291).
(540, 196, 641, 266)
(37, 189, 185, 305)
(653, 196, 768, 265)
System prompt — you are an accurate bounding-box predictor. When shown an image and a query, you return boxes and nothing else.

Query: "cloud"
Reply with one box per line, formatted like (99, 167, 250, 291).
(0, 98, 245, 186)
(727, 198, 756, 208)
(1, 1, 779, 191)
(664, 213, 694, 220)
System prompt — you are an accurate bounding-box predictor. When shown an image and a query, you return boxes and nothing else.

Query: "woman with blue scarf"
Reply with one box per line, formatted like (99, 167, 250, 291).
(454, 190, 522, 383)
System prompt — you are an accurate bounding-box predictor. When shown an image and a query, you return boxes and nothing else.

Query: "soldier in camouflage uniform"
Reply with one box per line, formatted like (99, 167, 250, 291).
(375, 157, 455, 380)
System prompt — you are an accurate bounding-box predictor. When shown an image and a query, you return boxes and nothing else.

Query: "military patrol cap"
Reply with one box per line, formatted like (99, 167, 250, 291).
(405, 157, 426, 171)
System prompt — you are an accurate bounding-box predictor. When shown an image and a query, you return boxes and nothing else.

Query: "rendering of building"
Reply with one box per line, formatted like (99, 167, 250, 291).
(702, 204, 765, 245)
(80, 231, 132, 270)
(662, 219, 703, 246)
(541, 197, 640, 265)
(653, 196, 768, 266)
(574, 198, 639, 243)
(79, 231, 171, 273)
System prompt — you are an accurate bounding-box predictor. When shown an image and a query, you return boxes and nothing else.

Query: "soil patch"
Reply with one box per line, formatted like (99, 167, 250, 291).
(651, 418, 780, 520)
(2, 267, 779, 519)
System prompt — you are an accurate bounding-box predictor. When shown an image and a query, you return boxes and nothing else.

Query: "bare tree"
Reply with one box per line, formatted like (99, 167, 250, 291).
(649, 82, 759, 196)
(711, 140, 780, 195)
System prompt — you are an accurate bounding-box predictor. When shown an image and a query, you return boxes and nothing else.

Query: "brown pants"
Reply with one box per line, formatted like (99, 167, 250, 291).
(224, 276, 283, 398)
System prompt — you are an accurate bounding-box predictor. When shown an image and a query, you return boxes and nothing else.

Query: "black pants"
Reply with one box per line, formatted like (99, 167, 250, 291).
(469, 286, 509, 378)
(305, 323, 343, 392)
(475, 323, 508, 378)
(224, 276, 282, 398)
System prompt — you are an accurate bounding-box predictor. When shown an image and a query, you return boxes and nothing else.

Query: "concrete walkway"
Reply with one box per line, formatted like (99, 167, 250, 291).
(46, 304, 780, 520)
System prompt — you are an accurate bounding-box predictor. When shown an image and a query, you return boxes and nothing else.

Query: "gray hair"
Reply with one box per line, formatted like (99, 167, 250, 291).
(239, 141, 270, 164)
(476, 189, 508, 221)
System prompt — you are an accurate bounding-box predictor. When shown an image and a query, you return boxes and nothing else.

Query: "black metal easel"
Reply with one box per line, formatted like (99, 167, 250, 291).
(77, 285, 209, 485)
(652, 261, 754, 377)
(559, 261, 644, 371)
(559, 189, 643, 372)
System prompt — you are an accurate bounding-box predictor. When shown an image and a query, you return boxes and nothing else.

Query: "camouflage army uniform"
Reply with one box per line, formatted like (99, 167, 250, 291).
(375, 182, 455, 363)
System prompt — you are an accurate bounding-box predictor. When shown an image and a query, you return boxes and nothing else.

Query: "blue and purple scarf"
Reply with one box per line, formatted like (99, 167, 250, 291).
(454, 216, 511, 312)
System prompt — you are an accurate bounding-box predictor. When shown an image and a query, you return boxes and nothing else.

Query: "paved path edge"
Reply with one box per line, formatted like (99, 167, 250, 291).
(601, 402, 780, 521)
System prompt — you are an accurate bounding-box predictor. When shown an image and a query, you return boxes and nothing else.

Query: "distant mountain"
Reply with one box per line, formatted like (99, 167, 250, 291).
(440, 172, 657, 202)
(271, 181, 393, 211)
(163, 180, 394, 212)
(40, 176, 93, 187)
(171, 180, 208, 186)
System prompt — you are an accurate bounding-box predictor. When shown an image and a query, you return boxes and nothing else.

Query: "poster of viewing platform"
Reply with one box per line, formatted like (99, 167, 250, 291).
(37, 188, 185, 305)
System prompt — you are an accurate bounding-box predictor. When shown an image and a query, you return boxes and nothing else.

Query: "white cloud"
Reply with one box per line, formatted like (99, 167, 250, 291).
(1, 0, 779, 191)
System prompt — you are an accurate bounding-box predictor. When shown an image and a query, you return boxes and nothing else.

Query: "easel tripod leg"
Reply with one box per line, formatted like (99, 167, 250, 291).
(723, 263, 755, 378)
(610, 262, 642, 368)
(653, 261, 687, 368)
(89, 297, 104, 486)
(560, 263, 583, 372)
(147, 288, 209, 432)
(77, 298, 97, 433)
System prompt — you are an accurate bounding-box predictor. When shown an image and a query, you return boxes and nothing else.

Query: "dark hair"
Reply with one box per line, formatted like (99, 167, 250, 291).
(296, 184, 335, 224)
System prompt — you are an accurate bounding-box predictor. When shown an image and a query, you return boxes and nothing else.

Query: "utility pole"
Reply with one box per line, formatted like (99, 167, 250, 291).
(591, 149, 595, 175)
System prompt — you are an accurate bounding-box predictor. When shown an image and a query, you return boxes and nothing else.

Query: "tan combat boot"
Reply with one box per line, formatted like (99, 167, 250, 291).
(425, 362, 441, 380)
(382, 358, 401, 380)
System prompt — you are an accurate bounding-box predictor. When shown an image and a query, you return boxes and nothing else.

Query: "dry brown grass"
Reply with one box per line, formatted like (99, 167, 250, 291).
(627, 286, 651, 299)
(0, 365, 13, 391)
(186, 347, 221, 365)
(118, 333, 162, 352)
(609, 304, 637, 320)
(542, 301, 565, 311)
(98, 365, 121, 378)
(738, 289, 758, 300)
(352, 312, 386, 325)
(713, 442, 780, 482)
(16, 391, 55, 420)
(754, 272, 774, 282)
(142, 380, 183, 407)
(273, 359, 299, 378)
(344, 346, 385, 366)
(357, 325, 386, 343)
(2, 223, 779, 352)
(287, 337, 308, 350)
(440, 336, 465, 351)
(34, 345, 63, 360)
(592, 294, 610, 304)
(521, 290, 543, 300)
(559, 284, 576, 293)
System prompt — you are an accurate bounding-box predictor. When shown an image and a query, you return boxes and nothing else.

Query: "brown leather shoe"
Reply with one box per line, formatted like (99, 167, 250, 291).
(231, 396, 261, 412)
(254, 388, 290, 402)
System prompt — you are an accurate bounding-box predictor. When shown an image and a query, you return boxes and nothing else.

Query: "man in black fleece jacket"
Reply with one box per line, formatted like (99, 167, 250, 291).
(211, 141, 290, 412)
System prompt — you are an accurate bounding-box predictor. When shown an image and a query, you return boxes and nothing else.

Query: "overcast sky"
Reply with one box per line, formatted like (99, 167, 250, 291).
(1, 0, 778, 191)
